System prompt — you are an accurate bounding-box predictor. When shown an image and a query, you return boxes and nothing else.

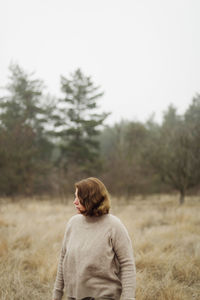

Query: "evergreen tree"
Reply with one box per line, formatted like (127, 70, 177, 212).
(56, 68, 109, 177)
(0, 64, 52, 196)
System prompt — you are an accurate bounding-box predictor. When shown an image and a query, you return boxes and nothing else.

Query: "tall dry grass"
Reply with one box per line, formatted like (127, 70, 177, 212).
(0, 195, 199, 299)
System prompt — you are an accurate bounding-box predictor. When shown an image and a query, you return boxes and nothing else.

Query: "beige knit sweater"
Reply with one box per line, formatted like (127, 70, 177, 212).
(53, 213, 136, 300)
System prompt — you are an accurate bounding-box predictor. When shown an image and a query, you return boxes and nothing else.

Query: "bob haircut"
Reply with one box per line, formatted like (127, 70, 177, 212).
(75, 177, 110, 217)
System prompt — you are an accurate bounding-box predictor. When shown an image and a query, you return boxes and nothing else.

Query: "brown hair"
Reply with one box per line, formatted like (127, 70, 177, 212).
(75, 177, 110, 217)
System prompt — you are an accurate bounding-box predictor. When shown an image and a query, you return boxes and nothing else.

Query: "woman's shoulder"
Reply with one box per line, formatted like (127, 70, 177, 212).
(63, 214, 83, 230)
(107, 214, 129, 235)
(106, 213, 119, 221)
(105, 213, 125, 228)
(68, 213, 84, 224)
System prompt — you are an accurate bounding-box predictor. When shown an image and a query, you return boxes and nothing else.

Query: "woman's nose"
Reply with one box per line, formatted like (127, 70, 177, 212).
(74, 198, 78, 205)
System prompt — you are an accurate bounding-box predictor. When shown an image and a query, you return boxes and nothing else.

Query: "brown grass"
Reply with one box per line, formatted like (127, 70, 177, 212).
(0, 195, 200, 299)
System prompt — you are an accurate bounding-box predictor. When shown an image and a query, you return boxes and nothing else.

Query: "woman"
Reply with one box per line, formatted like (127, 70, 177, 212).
(53, 177, 136, 300)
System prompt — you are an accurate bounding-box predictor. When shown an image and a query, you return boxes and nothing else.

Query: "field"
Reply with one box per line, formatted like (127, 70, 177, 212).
(0, 195, 200, 300)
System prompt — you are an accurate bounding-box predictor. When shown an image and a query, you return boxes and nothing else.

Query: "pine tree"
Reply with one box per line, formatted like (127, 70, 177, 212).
(0, 64, 52, 196)
(56, 68, 109, 176)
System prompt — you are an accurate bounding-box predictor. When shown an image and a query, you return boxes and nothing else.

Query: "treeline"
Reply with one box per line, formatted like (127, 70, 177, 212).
(0, 64, 200, 204)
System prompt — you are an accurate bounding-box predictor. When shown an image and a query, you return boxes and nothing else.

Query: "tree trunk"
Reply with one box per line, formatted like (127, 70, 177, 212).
(179, 190, 185, 205)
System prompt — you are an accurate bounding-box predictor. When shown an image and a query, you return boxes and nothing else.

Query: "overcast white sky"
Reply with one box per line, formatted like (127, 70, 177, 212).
(1, 0, 200, 124)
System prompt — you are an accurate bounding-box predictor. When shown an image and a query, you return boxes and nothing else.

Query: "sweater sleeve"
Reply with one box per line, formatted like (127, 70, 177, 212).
(52, 226, 68, 300)
(112, 218, 136, 300)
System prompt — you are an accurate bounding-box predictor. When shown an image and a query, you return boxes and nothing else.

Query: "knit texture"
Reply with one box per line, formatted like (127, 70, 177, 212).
(53, 213, 136, 300)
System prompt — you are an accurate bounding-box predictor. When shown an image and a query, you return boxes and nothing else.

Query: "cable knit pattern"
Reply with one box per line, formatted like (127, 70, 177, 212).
(53, 214, 136, 300)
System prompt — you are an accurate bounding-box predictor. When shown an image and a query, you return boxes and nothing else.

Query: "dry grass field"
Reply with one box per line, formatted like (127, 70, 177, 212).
(0, 195, 200, 300)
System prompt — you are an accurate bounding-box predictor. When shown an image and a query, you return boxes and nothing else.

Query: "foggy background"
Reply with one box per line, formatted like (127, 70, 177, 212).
(1, 0, 200, 124)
